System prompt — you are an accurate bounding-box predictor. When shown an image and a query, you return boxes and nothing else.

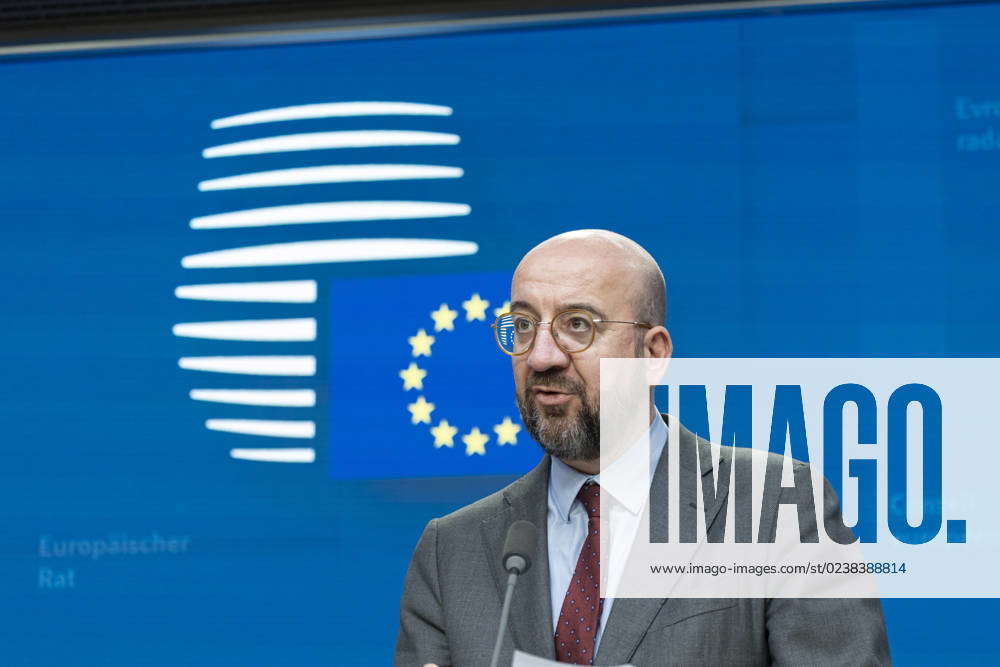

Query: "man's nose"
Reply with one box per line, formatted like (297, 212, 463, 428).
(526, 324, 570, 372)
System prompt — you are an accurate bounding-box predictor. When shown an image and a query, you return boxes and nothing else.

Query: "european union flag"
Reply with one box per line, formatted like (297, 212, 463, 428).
(328, 271, 541, 479)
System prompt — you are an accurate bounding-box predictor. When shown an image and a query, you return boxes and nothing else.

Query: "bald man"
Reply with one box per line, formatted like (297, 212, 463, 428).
(395, 230, 890, 666)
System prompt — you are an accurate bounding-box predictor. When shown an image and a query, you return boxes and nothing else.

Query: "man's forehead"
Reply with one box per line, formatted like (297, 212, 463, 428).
(515, 245, 618, 283)
(511, 238, 637, 308)
(510, 274, 630, 318)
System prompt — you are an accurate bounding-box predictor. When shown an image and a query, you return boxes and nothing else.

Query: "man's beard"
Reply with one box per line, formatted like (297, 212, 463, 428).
(515, 371, 600, 462)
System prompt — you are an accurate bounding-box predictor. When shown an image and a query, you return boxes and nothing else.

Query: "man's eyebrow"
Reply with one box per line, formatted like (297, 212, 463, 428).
(508, 300, 537, 316)
(507, 300, 609, 320)
(562, 302, 608, 320)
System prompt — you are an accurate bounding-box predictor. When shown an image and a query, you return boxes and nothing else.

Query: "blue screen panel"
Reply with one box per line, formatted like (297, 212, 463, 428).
(2, 3, 999, 663)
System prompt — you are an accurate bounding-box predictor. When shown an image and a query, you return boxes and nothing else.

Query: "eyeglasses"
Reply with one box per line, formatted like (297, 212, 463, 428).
(492, 309, 653, 356)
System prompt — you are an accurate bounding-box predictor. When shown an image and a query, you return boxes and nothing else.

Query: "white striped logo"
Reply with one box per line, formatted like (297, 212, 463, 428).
(174, 101, 478, 464)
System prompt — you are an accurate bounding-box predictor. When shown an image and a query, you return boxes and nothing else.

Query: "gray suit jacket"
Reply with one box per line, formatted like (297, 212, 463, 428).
(395, 421, 891, 666)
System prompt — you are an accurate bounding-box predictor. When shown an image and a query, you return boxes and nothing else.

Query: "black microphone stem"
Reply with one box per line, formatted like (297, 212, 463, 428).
(490, 570, 519, 667)
(493, 520, 535, 667)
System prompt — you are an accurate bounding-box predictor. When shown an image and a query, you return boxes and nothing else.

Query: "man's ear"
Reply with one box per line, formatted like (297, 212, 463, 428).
(644, 326, 672, 359)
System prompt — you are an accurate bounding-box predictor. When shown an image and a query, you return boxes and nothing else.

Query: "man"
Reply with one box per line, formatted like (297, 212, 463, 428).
(395, 230, 890, 666)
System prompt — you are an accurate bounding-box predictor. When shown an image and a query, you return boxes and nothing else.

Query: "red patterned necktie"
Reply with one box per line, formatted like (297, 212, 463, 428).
(554, 481, 604, 665)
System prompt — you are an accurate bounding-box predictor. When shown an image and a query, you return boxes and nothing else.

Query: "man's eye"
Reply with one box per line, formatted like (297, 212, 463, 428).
(568, 317, 590, 331)
(513, 318, 533, 332)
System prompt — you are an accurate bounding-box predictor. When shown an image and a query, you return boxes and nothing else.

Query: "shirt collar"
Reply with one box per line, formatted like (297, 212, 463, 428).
(548, 412, 667, 521)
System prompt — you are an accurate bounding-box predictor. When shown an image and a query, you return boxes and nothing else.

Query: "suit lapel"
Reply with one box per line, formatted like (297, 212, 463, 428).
(481, 456, 555, 659)
(595, 418, 730, 665)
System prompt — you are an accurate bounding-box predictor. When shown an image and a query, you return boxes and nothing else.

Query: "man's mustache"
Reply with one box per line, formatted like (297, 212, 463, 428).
(524, 372, 584, 395)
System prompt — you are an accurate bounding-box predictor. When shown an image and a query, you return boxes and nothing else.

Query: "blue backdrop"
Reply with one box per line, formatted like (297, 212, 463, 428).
(1, 1, 999, 663)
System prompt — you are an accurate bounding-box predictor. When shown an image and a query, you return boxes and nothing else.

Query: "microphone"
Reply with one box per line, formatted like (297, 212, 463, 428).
(503, 519, 536, 575)
(490, 520, 537, 667)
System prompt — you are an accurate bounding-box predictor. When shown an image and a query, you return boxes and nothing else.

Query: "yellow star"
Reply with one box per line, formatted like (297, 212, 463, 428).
(430, 303, 459, 332)
(407, 396, 435, 425)
(462, 293, 490, 321)
(430, 419, 458, 448)
(462, 427, 489, 456)
(493, 300, 511, 317)
(493, 417, 521, 445)
(408, 328, 435, 357)
(399, 362, 427, 391)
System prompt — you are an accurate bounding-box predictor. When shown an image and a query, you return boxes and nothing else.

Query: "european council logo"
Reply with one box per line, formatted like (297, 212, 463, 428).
(329, 271, 541, 479)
